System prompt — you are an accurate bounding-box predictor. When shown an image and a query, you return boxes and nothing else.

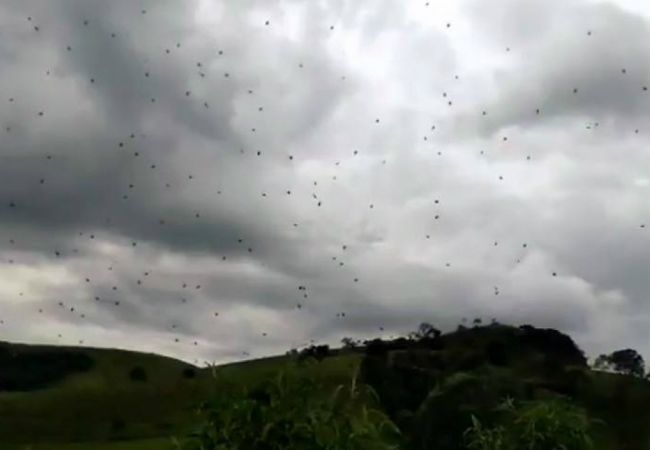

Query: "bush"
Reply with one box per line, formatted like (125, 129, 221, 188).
(178, 362, 402, 450)
(129, 366, 148, 382)
(464, 397, 597, 450)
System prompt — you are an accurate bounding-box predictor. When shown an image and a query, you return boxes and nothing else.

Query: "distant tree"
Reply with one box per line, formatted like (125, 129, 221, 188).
(285, 348, 299, 357)
(341, 337, 356, 349)
(129, 366, 148, 382)
(594, 354, 612, 371)
(412, 322, 441, 340)
(298, 344, 330, 362)
(597, 349, 645, 377)
(472, 318, 482, 327)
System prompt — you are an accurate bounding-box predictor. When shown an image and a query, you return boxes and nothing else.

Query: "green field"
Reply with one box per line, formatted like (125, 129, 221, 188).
(4, 325, 650, 449)
(0, 341, 361, 449)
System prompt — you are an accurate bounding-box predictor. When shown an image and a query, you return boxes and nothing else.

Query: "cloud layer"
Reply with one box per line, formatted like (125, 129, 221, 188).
(0, 0, 649, 365)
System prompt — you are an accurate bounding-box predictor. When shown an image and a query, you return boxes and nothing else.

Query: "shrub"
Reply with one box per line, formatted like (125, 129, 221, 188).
(464, 397, 597, 450)
(178, 362, 402, 450)
(129, 366, 148, 382)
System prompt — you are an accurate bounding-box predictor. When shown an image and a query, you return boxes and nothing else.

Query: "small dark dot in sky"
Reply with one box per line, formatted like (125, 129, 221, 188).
(265, 20, 269, 25)
(83, 20, 88, 25)
(573, 88, 578, 94)
(503, 137, 507, 141)
(111, 33, 116, 38)
(446, 23, 451, 27)
(644, 86, 648, 91)
(622, 68, 626, 74)
(552, 272, 557, 277)
(587, 30, 592, 35)
(38, 111, 43, 116)
(166, 49, 170, 53)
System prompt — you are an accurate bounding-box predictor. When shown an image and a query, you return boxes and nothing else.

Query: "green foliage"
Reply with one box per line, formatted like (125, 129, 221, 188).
(464, 398, 597, 450)
(179, 361, 401, 450)
(594, 349, 645, 378)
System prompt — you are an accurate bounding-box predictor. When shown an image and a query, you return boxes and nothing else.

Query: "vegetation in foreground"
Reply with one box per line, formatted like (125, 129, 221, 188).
(3, 320, 650, 449)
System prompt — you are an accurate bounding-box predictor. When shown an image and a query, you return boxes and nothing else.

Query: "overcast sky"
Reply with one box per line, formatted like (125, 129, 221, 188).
(1, 0, 650, 366)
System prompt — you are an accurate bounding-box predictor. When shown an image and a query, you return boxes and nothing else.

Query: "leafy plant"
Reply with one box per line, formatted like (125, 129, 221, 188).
(178, 361, 402, 450)
(464, 397, 598, 450)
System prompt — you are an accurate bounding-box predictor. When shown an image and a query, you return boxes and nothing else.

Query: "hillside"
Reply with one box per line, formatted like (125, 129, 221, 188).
(2, 324, 650, 449)
(0, 341, 209, 444)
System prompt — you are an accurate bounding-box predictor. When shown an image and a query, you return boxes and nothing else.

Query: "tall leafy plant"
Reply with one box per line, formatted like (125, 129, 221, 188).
(178, 361, 401, 450)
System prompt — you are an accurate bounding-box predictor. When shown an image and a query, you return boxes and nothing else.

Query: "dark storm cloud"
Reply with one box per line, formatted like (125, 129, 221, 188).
(456, 0, 650, 139)
(0, 0, 352, 265)
(3, 0, 650, 365)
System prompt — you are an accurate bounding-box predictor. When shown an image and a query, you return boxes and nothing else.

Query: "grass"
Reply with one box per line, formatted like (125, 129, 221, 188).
(0, 341, 362, 449)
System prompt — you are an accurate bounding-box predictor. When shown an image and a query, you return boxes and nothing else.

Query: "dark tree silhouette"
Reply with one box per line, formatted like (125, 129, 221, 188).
(595, 349, 645, 377)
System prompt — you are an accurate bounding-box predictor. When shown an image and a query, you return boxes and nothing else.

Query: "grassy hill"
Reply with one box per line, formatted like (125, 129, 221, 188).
(0, 341, 360, 449)
(0, 341, 210, 445)
(2, 323, 650, 449)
